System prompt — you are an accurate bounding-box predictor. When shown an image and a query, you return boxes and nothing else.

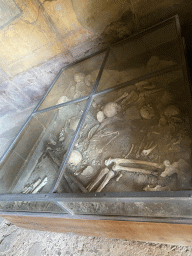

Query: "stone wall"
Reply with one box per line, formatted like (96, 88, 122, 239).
(0, 0, 190, 79)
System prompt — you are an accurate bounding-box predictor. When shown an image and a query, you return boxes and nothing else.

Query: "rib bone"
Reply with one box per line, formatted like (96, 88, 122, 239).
(96, 170, 115, 192)
(87, 168, 109, 192)
(105, 158, 163, 169)
(112, 164, 158, 176)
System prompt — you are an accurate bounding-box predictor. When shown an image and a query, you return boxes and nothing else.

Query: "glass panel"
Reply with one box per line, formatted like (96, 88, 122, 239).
(38, 52, 105, 110)
(0, 100, 87, 195)
(0, 201, 65, 213)
(97, 20, 181, 92)
(63, 200, 192, 218)
(57, 68, 192, 194)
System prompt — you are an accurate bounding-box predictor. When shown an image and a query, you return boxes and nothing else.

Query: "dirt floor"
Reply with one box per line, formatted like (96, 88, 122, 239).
(0, 217, 192, 256)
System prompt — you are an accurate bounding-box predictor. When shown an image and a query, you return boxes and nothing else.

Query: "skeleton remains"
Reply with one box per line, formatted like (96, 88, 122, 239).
(17, 54, 191, 198)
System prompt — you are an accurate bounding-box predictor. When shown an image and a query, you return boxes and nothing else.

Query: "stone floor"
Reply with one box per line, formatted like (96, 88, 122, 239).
(0, 217, 191, 256)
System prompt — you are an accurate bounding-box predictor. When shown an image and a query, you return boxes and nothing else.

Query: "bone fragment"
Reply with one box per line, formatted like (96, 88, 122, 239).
(125, 144, 134, 158)
(47, 150, 61, 167)
(105, 131, 119, 146)
(97, 111, 105, 123)
(160, 160, 178, 177)
(141, 144, 157, 157)
(60, 177, 72, 193)
(80, 166, 94, 176)
(105, 158, 163, 169)
(135, 136, 145, 158)
(22, 178, 42, 194)
(88, 168, 109, 192)
(32, 176, 48, 194)
(115, 92, 128, 103)
(143, 185, 170, 191)
(116, 173, 123, 181)
(112, 164, 158, 176)
(121, 90, 138, 106)
(64, 174, 79, 193)
(96, 170, 115, 192)
(88, 124, 100, 140)
(67, 172, 88, 193)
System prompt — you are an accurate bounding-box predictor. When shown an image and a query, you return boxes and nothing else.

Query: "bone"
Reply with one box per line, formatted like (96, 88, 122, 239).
(143, 185, 170, 191)
(88, 124, 100, 140)
(68, 150, 82, 166)
(103, 102, 121, 118)
(160, 160, 178, 177)
(135, 136, 145, 158)
(105, 131, 119, 146)
(22, 178, 42, 194)
(116, 173, 123, 181)
(60, 176, 72, 193)
(64, 174, 79, 193)
(121, 90, 138, 107)
(105, 158, 163, 169)
(125, 144, 134, 158)
(141, 144, 157, 157)
(32, 176, 48, 193)
(112, 164, 158, 176)
(96, 170, 115, 192)
(67, 172, 88, 193)
(97, 111, 105, 123)
(87, 168, 109, 192)
(115, 92, 128, 103)
(47, 150, 61, 167)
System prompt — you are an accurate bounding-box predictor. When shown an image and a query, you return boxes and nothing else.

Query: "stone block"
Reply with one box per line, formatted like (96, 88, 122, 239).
(0, 0, 21, 29)
(0, 95, 16, 117)
(33, 54, 70, 87)
(0, 233, 17, 253)
(0, 103, 36, 137)
(12, 71, 47, 102)
(27, 242, 42, 256)
(1, 81, 31, 110)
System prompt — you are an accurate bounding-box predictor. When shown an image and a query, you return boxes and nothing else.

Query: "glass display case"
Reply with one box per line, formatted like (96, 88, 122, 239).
(0, 15, 192, 224)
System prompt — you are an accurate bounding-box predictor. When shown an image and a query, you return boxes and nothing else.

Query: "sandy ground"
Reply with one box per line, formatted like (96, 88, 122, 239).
(0, 217, 191, 256)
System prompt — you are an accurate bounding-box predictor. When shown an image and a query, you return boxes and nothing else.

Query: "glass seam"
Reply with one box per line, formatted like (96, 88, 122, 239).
(49, 49, 110, 193)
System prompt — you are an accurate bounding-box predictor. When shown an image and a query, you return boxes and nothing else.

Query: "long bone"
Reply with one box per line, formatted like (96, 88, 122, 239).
(32, 176, 48, 194)
(22, 178, 41, 194)
(112, 164, 158, 176)
(96, 170, 115, 192)
(105, 158, 163, 169)
(67, 172, 88, 193)
(115, 92, 128, 103)
(87, 168, 109, 192)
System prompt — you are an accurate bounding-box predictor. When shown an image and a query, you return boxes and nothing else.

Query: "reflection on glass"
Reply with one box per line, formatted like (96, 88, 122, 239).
(97, 20, 181, 92)
(0, 101, 87, 196)
(57, 69, 191, 194)
(38, 52, 105, 110)
(0, 201, 64, 213)
(63, 200, 192, 218)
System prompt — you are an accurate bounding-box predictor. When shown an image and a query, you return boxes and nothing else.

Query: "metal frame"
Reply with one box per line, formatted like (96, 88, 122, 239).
(0, 15, 192, 224)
